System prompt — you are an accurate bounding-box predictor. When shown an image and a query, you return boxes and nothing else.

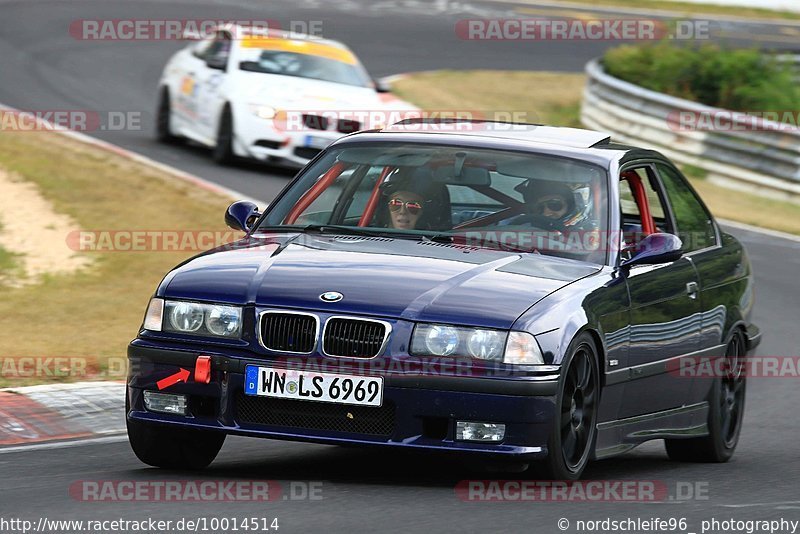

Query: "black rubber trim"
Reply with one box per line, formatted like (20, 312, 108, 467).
(608, 343, 726, 383)
(128, 344, 559, 396)
(384, 375, 558, 396)
(128, 344, 243, 372)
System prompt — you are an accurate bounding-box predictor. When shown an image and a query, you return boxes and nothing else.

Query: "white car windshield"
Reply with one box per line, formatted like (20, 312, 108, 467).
(239, 49, 372, 88)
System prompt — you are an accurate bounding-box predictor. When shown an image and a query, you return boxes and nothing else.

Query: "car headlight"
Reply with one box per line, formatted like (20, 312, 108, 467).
(411, 324, 544, 364)
(170, 301, 204, 332)
(205, 305, 242, 336)
(142, 298, 242, 338)
(249, 104, 277, 120)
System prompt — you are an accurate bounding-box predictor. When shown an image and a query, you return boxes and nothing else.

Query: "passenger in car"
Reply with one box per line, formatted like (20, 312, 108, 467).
(374, 169, 453, 231)
(387, 190, 425, 230)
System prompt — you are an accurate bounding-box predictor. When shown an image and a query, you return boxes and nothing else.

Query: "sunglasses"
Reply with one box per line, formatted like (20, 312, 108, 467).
(534, 198, 566, 215)
(388, 198, 423, 215)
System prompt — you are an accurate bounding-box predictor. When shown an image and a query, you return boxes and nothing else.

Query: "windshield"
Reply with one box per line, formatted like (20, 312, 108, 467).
(259, 143, 609, 264)
(238, 47, 371, 88)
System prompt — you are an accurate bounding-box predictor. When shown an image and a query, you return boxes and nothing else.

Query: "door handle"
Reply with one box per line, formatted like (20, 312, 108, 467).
(686, 281, 699, 300)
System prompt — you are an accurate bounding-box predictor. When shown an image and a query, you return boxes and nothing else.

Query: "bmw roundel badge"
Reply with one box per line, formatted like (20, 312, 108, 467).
(320, 291, 344, 302)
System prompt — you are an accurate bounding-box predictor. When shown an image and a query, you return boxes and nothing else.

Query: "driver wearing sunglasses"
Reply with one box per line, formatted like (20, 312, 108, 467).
(387, 191, 425, 230)
(533, 194, 569, 220)
(502, 179, 594, 232)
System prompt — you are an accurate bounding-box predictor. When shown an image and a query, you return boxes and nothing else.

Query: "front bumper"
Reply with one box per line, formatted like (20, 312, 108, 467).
(235, 114, 342, 168)
(127, 342, 559, 458)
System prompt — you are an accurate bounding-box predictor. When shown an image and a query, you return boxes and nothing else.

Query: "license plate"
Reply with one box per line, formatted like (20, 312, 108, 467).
(244, 365, 383, 407)
(304, 135, 331, 149)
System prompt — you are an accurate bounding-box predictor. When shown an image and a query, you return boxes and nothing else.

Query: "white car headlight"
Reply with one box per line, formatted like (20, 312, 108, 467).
(249, 104, 277, 120)
(147, 300, 243, 338)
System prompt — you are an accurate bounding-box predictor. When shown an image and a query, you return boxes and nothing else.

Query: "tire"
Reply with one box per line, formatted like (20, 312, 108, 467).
(155, 87, 180, 144)
(530, 332, 599, 480)
(126, 396, 225, 470)
(665, 330, 746, 462)
(212, 105, 235, 165)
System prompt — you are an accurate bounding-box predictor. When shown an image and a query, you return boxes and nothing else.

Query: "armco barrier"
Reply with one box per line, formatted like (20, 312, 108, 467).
(581, 58, 800, 201)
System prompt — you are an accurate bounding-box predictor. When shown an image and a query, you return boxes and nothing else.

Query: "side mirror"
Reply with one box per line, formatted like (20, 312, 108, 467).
(206, 56, 227, 71)
(226, 201, 260, 232)
(620, 233, 683, 268)
(374, 78, 391, 93)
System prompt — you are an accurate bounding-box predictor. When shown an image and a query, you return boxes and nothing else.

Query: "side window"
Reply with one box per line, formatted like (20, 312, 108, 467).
(619, 166, 671, 235)
(344, 167, 384, 221)
(192, 38, 215, 60)
(291, 168, 357, 225)
(197, 32, 232, 66)
(656, 164, 717, 252)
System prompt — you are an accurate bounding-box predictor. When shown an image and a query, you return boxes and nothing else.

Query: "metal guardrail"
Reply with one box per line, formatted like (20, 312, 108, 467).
(581, 59, 800, 201)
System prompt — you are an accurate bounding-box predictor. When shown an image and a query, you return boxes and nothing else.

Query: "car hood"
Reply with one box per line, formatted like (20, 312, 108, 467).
(161, 234, 601, 329)
(238, 73, 394, 111)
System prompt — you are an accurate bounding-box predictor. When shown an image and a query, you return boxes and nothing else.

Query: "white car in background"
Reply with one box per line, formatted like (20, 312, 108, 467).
(156, 26, 401, 167)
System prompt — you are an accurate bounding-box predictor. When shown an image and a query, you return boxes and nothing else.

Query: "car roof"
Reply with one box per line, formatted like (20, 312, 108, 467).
(332, 121, 660, 168)
(382, 119, 612, 149)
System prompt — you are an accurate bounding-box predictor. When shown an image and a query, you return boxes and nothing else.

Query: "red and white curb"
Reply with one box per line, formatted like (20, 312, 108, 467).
(0, 382, 125, 448)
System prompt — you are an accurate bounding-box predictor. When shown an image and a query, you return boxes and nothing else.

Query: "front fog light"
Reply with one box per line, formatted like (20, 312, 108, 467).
(456, 421, 505, 442)
(143, 391, 187, 415)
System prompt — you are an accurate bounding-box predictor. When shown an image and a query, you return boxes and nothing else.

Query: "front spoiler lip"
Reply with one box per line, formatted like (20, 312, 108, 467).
(128, 342, 561, 396)
(126, 410, 548, 458)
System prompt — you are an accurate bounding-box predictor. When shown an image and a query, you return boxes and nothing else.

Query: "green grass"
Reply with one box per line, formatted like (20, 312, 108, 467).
(392, 70, 587, 128)
(0, 246, 21, 275)
(392, 69, 800, 235)
(603, 42, 800, 115)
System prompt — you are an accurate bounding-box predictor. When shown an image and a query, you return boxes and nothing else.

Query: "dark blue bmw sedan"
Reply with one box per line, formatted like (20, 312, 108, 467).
(127, 120, 760, 479)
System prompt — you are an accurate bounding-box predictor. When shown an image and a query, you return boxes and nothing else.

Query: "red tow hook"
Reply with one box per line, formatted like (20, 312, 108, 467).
(195, 355, 212, 384)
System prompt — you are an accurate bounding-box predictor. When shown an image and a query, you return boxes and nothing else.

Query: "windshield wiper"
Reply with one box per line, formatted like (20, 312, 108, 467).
(301, 225, 398, 238)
